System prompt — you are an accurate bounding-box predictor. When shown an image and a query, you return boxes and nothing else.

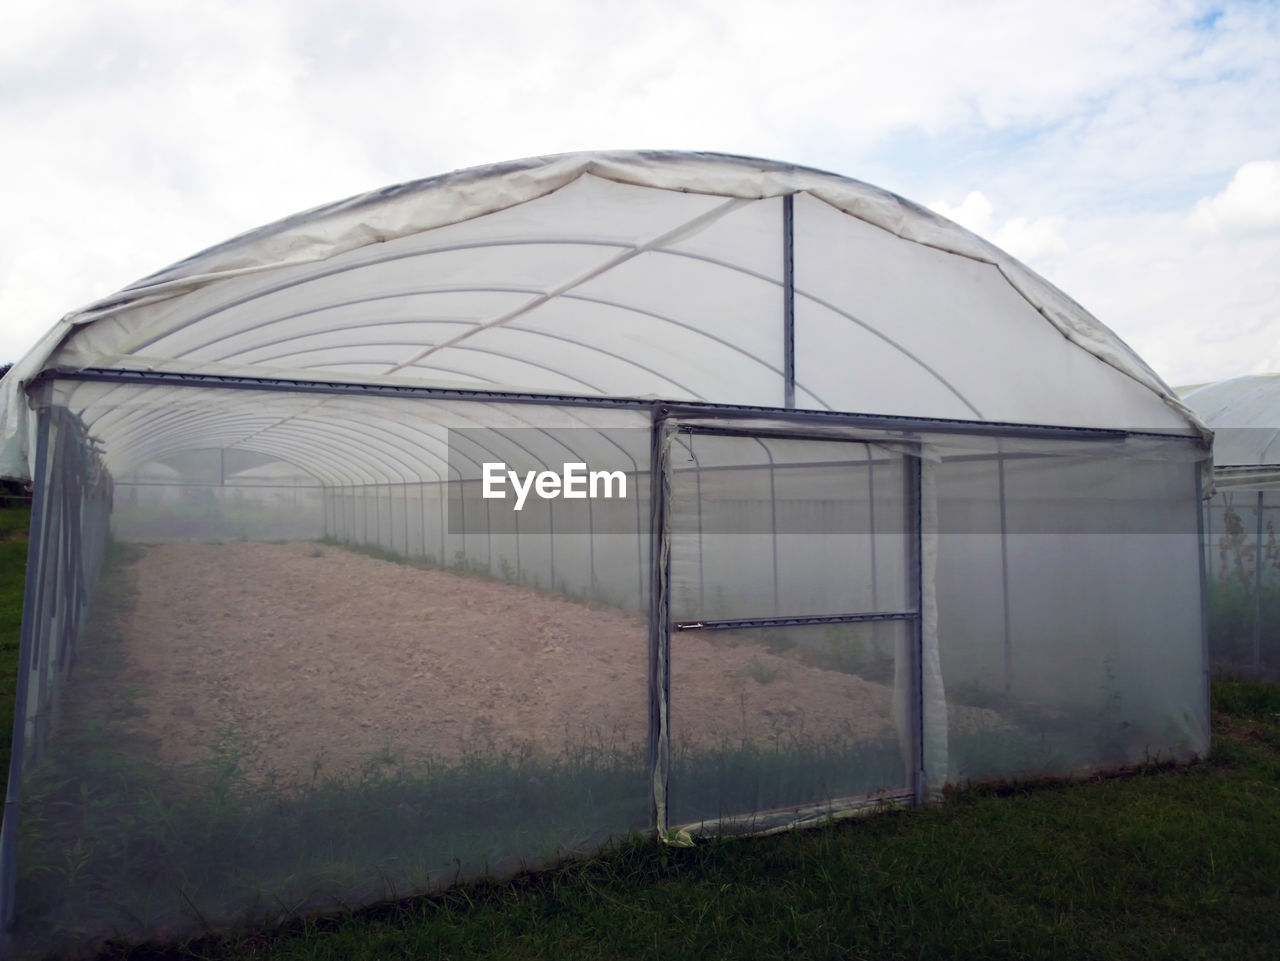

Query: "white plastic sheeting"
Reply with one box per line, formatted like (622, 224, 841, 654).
(1, 151, 1202, 482)
(1182, 374, 1280, 485)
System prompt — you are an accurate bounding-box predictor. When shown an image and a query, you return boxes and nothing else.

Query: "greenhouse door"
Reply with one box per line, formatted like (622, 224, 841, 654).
(658, 422, 922, 833)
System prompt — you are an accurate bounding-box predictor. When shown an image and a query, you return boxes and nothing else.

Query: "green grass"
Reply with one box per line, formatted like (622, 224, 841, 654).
(0, 505, 30, 779)
(1, 523, 1278, 959)
(0, 505, 30, 540)
(17, 723, 651, 956)
(86, 704, 1280, 961)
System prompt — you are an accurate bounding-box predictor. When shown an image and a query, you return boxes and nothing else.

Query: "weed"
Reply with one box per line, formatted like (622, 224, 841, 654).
(116, 684, 149, 719)
(739, 654, 789, 685)
(496, 556, 515, 584)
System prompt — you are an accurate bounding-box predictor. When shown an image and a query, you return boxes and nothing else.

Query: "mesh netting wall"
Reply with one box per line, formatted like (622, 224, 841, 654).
(1203, 487, 1280, 678)
(5, 389, 656, 956)
(1, 383, 1210, 955)
(934, 447, 1208, 782)
(659, 428, 1208, 823)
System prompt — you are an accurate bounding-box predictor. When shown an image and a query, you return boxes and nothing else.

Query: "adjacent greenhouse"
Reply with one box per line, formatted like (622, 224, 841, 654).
(0, 151, 1210, 956)
(1182, 374, 1280, 677)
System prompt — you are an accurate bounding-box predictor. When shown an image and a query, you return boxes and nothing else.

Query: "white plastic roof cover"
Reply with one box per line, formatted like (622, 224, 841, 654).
(1181, 373, 1280, 485)
(0, 150, 1204, 481)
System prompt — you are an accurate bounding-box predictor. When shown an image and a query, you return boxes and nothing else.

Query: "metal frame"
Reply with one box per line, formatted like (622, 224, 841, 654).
(98, 193, 985, 415)
(675, 611, 917, 632)
(907, 453, 927, 806)
(1254, 489, 1265, 674)
(783, 194, 795, 410)
(33, 366, 1198, 446)
(997, 453, 1013, 694)
(1195, 464, 1212, 731)
(659, 416, 927, 829)
(647, 411, 673, 835)
(0, 396, 52, 933)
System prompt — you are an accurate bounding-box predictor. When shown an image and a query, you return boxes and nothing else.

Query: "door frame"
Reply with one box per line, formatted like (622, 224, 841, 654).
(647, 413, 926, 837)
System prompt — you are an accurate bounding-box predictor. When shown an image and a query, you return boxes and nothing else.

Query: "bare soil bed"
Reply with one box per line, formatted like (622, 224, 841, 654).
(96, 541, 995, 787)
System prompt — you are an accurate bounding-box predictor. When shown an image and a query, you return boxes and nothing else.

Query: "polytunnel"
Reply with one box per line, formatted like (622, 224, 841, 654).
(0, 150, 1211, 955)
(1182, 374, 1280, 677)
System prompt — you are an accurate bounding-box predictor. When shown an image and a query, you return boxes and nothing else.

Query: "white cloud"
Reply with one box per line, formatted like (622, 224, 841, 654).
(929, 192, 1067, 263)
(1190, 161, 1280, 234)
(1040, 211, 1280, 388)
(995, 216, 1069, 261)
(925, 174, 1279, 389)
(929, 192, 995, 236)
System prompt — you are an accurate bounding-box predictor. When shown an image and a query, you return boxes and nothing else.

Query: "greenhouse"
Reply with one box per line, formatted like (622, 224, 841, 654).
(0, 151, 1210, 955)
(1181, 374, 1280, 678)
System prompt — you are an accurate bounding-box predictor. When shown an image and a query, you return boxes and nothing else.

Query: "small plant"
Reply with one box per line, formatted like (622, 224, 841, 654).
(496, 556, 515, 583)
(59, 838, 94, 888)
(116, 684, 148, 719)
(741, 654, 789, 685)
(1094, 655, 1140, 763)
(1217, 506, 1280, 587)
(207, 723, 249, 805)
(449, 550, 490, 576)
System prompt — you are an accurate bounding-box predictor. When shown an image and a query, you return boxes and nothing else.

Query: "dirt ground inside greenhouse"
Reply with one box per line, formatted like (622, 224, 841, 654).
(88, 542, 1005, 787)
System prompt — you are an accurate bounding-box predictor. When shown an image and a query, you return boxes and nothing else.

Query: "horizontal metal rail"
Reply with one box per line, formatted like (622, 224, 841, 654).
(673, 610, 917, 632)
(31, 366, 1203, 445)
(671, 789, 916, 838)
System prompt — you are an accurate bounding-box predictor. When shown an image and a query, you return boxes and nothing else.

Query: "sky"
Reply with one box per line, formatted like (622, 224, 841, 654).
(1, 0, 1277, 389)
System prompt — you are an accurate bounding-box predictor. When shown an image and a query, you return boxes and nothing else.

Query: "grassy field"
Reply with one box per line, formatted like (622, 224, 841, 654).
(0, 509, 1277, 959)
